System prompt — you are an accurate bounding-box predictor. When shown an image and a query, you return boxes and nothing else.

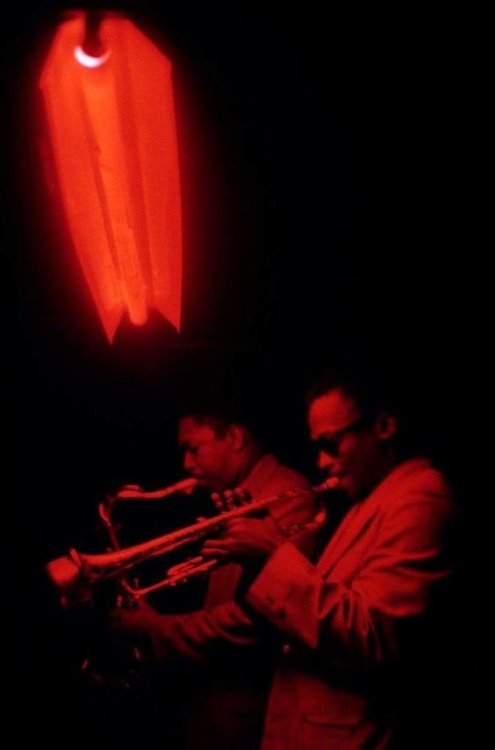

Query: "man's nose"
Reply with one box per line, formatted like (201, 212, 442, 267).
(183, 452, 195, 473)
(317, 450, 335, 473)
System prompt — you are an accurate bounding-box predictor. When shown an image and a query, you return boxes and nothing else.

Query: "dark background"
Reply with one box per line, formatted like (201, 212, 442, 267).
(2, 1, 489, 746)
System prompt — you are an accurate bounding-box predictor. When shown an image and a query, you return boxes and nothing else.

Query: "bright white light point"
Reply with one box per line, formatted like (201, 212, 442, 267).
(74, 45, 110, 68)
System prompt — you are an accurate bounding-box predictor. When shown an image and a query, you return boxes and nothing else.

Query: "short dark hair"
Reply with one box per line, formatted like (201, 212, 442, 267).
(172, 349, 275, 449)
(305, 358, 430, 459)
(178, 389, 265, 445)
(306, 362, 400, 423)
(180, 410, 240, 438)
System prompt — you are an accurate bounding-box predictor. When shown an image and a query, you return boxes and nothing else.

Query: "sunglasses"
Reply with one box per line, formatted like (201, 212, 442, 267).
(313, 416, 365, 457)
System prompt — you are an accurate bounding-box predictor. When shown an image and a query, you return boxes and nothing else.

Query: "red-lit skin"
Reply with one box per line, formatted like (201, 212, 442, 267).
(109, 430, 315, 750)
(40, 13, 182, 341)
(197, 391, 457, 749)
(178, 417, 263, 493)
(178, 417, 291, 558)
(110, 396, 457, 748)
(308, 388, 398, 502)
(203, 388, 399, 559)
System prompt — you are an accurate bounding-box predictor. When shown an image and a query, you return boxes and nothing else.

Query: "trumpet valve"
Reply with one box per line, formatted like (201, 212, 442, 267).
(316, 477, 341, 493)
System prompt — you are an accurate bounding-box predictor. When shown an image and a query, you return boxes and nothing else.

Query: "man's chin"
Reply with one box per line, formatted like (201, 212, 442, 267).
(336, 476, 355, 499)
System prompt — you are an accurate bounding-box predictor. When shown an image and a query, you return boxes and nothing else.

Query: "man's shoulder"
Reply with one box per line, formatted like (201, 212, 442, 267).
(241, 455, 313, 529)
(273, 463, 311, 490)
(373, 457, 455, 516)
(391, 458, 451, 495)
(254, 454, 310, 496)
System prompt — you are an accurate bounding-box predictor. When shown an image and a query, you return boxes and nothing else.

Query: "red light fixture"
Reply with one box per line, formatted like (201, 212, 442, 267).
(39, 11, 182, 342)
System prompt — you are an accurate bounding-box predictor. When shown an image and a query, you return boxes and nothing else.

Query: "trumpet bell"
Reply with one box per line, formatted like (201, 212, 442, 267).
(46, 479, 334, 605)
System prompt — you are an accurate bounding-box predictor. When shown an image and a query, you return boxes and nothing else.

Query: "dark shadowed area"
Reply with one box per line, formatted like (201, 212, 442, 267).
(2, 2, 488, 748)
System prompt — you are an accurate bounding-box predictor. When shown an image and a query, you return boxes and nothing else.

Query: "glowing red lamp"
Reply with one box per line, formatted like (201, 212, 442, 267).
(40, 11, 182, 342)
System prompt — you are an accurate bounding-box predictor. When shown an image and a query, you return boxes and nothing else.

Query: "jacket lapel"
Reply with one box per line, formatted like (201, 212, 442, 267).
(316, 459, 430, 576)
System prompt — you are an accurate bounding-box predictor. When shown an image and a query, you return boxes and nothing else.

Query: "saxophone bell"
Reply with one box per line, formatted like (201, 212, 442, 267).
(46, 550, 93, 607)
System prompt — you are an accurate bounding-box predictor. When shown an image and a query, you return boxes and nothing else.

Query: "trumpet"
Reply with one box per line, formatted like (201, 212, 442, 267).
(46, 478, 338, 607)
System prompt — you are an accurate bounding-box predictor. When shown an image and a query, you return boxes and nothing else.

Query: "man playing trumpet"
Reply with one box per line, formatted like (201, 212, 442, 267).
(197, 363, 460, 750)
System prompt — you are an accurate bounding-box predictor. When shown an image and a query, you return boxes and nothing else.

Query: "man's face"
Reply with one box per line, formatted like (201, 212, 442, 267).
(178, 417, 239, 492)
(308, 388, 389, 501)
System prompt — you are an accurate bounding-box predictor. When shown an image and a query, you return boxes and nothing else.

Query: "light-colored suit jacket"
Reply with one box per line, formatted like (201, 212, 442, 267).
(245, 458, 457, 750)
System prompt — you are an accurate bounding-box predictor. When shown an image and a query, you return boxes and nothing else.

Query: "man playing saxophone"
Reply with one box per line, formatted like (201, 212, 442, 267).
(110, 394, 318, 750)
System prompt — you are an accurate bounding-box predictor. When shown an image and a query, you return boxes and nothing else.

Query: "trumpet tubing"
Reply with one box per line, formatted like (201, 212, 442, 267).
(131, 504, 330, 595)
(46, 478, 338, 605)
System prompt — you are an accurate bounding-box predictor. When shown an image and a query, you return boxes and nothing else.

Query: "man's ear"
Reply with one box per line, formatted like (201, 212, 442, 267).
(375, 412, 399, 441)
(226, 424, 247, 451)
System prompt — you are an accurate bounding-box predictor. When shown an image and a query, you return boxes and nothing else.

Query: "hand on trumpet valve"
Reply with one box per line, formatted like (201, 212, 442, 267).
(201, 515, 287, 560)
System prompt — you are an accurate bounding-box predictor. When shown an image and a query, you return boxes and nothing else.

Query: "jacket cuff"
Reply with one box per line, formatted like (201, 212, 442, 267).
(245, 542, 314, 626)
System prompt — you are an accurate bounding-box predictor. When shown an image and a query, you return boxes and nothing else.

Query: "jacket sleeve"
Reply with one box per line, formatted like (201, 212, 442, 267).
(147, 599, 262, 662)
(147, 469, 316, 663)
(245, 491, 457, 669)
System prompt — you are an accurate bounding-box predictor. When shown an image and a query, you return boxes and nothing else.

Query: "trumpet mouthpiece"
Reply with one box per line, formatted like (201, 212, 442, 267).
(316, 477, 341, 492)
